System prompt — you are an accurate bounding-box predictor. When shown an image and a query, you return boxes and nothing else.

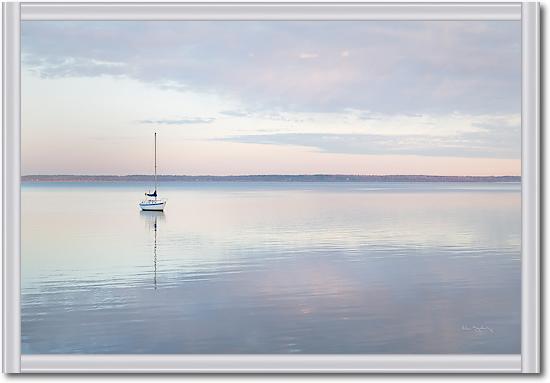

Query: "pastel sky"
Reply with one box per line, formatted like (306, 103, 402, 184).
(21, 21, 521, 176)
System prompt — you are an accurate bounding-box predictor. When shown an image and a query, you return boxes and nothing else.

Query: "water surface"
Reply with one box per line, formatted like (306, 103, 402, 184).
(21, 182, 521, 354)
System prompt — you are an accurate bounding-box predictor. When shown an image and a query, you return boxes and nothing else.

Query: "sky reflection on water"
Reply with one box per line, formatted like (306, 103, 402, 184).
(21, 182, 521, 354)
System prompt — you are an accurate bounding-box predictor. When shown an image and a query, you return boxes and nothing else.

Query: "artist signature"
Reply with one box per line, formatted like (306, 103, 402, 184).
(461, 324, 495, 335)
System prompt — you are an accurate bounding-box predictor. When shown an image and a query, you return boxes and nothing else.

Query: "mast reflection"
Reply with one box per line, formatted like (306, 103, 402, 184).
(140, 211, 165, 289)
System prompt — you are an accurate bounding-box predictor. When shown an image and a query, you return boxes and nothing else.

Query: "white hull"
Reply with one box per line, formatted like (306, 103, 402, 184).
(140, 200, 166, 211)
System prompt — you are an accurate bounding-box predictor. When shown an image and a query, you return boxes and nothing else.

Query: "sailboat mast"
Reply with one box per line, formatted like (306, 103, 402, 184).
(154, 132, 157, 192)
(155, 132, 157, 193)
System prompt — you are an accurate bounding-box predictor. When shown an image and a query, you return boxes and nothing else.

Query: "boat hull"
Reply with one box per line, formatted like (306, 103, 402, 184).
(139, 200, 166, 211)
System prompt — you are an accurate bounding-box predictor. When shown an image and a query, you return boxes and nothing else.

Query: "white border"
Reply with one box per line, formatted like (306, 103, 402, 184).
(2, 1, 21, 375)
(20, 355, 521, 373)
(2, 1, 539, 374)
(520, 1, 540, 374)
(20, 2, 521, 20)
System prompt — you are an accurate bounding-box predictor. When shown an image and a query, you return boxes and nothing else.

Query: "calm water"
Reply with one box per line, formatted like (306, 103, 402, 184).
(21, 182, 521, 354)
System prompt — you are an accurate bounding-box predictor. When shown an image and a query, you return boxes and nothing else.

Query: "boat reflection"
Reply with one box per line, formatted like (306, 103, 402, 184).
(140, 211, 165, 289)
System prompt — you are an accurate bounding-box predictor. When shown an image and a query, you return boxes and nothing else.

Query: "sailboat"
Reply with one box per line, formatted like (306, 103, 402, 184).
(139, 132, 166, 211)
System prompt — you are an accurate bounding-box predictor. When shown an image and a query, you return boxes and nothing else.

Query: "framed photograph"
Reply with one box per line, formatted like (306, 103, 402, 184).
(3, 1, 539, 373)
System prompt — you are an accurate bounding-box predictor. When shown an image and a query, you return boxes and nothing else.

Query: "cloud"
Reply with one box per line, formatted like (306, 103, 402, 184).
(298, 52, 319, 59)
(220, 109, 315, 123)
(21, 21, 521, 116)
(140, 117, 215, 125)
(220, 110, 250, 117)
(220, 130, 519, 159)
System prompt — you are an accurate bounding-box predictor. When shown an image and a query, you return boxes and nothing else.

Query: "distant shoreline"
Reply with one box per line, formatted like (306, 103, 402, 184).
(21, 175, 521, 183)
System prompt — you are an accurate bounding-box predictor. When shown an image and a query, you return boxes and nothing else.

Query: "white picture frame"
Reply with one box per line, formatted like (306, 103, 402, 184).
(2, 1, 540, 373)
